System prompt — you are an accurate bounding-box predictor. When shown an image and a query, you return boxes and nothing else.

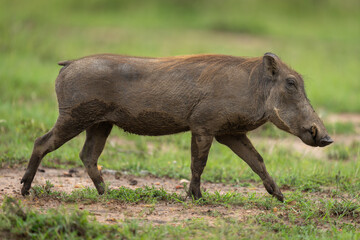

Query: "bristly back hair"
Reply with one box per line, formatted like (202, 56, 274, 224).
(154, 54, 261, 83)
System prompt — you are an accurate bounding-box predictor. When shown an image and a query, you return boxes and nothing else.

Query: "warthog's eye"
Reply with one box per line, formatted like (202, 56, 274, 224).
(286, 78, 297, 90)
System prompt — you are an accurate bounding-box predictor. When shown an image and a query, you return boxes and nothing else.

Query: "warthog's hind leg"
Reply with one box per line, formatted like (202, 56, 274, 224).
(79, 122, 113, 195)
(216, 134, 284, 202)
(21, 115, 87, 196)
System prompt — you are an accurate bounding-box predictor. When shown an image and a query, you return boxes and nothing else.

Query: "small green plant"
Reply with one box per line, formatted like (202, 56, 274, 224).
(300, 182, 321, 192)
(30, 185, 187, 204)
(31, 180, 55, 196)
(0, 196, 121, 239)
(255, 213, 290, 233)
(329, 198, 360, 218)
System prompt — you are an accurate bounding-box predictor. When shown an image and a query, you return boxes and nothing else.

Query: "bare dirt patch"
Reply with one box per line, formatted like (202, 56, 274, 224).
(17, 198, 264, 225)
(2, 167, 356, 226)
(326, 113, 360, 125)
(0, 167, 267, 197)
(0, 167, 268, 225)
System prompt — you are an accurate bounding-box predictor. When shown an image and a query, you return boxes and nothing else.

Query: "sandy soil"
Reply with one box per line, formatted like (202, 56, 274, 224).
(0, 165, 351, 225)
(0, 167, 268, 224)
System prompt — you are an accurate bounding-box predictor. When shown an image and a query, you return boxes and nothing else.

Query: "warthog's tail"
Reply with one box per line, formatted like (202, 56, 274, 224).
(58, 60, 73, 73)
(58, 60, 73, 66)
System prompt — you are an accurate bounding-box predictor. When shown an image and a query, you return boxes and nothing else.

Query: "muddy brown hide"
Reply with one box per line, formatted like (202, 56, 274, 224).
(21, 53, 333, 202)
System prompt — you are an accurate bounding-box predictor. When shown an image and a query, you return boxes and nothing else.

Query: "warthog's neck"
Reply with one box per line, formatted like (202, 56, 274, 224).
(245, 60, 270, 122)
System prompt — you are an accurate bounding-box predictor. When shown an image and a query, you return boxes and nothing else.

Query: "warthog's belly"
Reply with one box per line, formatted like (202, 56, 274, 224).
(67, 99, 189, 136)
(111, 108, 190, 136)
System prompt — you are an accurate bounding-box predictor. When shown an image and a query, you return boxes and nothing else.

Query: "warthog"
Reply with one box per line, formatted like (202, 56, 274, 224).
(21, 53, 333, 202)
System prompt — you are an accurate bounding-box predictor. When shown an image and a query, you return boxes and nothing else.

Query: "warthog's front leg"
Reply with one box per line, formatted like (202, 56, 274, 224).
(189, 133, 213, 199)
(216, 134, 284, 202)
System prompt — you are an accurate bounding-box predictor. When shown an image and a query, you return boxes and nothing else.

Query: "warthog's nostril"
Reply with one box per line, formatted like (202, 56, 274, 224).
(319, 135, 334, 147)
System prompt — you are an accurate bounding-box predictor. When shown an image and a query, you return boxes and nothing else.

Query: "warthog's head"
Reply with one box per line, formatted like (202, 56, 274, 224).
(262, 52, 333, 147)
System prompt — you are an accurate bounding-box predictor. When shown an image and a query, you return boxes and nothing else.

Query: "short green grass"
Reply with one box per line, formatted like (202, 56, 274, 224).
(2, 187, 359, 239)
(327, 141, 360, 161)
(29, 181, 360, 216)
(1, 0, 360, 239)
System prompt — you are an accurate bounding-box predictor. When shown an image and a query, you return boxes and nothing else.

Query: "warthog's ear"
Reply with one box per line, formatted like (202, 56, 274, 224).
(263, 52, 279, 77)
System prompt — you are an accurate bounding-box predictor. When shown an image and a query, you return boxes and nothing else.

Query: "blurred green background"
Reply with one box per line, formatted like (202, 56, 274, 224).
(1, 0, 359, 112)
(0, 0, 359, 171)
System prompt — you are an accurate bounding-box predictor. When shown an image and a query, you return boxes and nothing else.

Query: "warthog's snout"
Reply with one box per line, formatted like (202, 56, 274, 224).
(307, 125, 333, 147)
(318, 135, 334, 147)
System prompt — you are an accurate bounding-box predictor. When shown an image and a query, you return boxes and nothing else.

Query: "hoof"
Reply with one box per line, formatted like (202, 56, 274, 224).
(189, 192, 202, 200)
(188, 185, 202, 200)
(97, 189, 105, 195)
(21, 185, 30, 196)
(21, 175, 31, 196)
(273, 192, 284, 202)
(95, 183, 105, 195)
(263, 179, 284, 202)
